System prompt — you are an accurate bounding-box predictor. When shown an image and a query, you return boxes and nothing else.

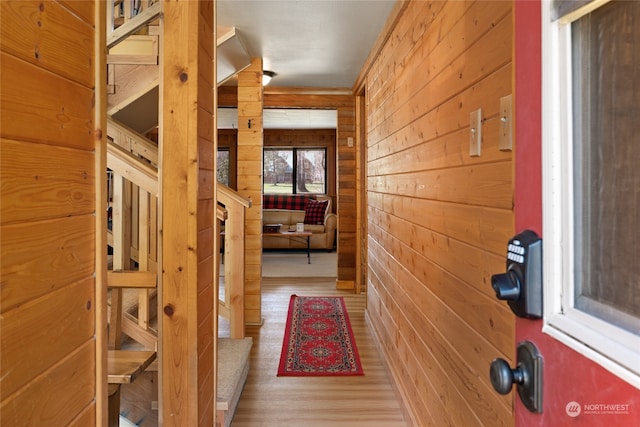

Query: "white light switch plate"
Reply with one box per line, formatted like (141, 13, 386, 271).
(469, 108, 482, 157)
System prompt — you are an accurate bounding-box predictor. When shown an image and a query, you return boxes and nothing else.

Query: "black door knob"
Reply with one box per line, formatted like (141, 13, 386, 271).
(490, 358, 526, 394)
(488, 341, 543, 414)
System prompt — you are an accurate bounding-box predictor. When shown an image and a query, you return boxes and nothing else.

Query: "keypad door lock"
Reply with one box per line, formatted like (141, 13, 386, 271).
(491, 230, 542, 318)
(490, 341, 543, 413)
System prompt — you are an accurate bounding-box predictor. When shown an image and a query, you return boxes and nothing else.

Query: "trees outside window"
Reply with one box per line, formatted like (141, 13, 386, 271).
(263, 148, 326, 194)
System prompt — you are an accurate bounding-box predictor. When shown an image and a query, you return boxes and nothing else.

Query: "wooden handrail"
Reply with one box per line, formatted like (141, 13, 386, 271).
(218, 184, 251, 208)
(107, 141, 158, 195)
(217, 205, 228, 222)
(108, 2, 161, 48)
(107, 117, 158, 164)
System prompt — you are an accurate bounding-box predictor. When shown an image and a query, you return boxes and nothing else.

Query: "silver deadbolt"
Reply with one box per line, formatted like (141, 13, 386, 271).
(490, 341, 543, 413)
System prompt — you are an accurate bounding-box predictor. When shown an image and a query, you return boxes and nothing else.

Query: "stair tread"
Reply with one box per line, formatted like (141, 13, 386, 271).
(217, 337, 252, 403)
(108, 350, 156, 384)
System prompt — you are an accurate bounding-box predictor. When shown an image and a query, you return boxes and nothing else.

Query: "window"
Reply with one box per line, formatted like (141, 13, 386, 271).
(543, 0, 640, 386)
(571, 2, 640, 335)
(217, 148, 230, 186)
(263, 148, 326, 194)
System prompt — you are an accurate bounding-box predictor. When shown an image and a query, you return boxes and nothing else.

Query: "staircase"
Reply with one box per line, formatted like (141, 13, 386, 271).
(106, 2, 253, 419)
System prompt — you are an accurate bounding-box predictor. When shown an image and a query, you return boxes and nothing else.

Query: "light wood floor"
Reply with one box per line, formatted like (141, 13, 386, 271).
(226, 277, 409, 427)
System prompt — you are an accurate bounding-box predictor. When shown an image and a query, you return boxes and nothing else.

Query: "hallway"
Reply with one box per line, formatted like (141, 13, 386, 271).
(225, 278, 408, 426)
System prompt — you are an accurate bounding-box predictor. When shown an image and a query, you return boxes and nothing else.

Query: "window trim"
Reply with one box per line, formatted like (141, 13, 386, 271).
(541, 0, 640, 388)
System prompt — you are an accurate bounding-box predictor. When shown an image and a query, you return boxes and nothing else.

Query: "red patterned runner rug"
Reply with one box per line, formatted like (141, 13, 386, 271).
(277, 295, 364, 376)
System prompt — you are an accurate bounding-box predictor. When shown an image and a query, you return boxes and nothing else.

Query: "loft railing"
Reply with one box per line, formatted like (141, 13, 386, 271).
(107, 118, 159, 351)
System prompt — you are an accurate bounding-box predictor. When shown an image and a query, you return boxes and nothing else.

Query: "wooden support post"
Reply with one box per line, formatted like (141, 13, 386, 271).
(236, 59, 264, 325)
(161, 1, 216, 426)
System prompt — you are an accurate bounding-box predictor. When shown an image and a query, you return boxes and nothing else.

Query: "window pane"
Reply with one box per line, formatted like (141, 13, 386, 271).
(572, 1, 640, 334)
(217, 149, 230, 186)
(264, 149, 293, 194)
(296, 149, 326, 194)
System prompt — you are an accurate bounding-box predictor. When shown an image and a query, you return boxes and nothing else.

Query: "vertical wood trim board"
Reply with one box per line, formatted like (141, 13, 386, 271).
(336, 103, 357, 287)
(94, 0, 108, 424)
(161, 1, 216, 426)
(0, 0, 100, 425)
(356, 94, 368, 294)
(197, 2, 216, 425)
(364, 1, 515, 426)
(236, 58, 264, 325)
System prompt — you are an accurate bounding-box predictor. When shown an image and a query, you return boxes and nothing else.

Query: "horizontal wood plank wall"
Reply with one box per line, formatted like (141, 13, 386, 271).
(161, 1, 216, 425)
(364, 1, 515, 426)
(0, 1, 99, 425)
(237, 58, 264, 325)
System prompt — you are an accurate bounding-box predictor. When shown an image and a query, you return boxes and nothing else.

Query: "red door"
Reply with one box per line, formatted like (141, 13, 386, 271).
(512, 1, 640, 425)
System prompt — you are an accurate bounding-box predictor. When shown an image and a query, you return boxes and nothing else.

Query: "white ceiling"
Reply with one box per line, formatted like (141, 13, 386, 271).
(217, 0, 396, 88)
(116, 1, 394, 132)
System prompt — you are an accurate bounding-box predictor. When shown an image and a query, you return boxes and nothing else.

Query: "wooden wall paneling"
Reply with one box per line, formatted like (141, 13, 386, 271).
(336, 104, 357, 288)
(0, 138, 95, 225)
(368, 162, 512, 208)
(367, 225, 513, 427)
(221, 86, 356, 109)
(363, 1, 514, 425)
(370, 192, 513, 258)
(69, 403, 97, 427)
(368, 3, 512, 142)
(59, 1, 96, 24)
(0, 341, 96, 426)
(161, 1, 216, 425)
(356, 94, 367, 294)
(1, 276, 95, 398)
(265, 90, 354, 108)
(367, 210, 514, 356)
(367, 266, 451, 426)
(0, 1, 94, 87)
(0, 0, 101, 424)
(236, 58, 264, 325)
(0, 52, 94, 149)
